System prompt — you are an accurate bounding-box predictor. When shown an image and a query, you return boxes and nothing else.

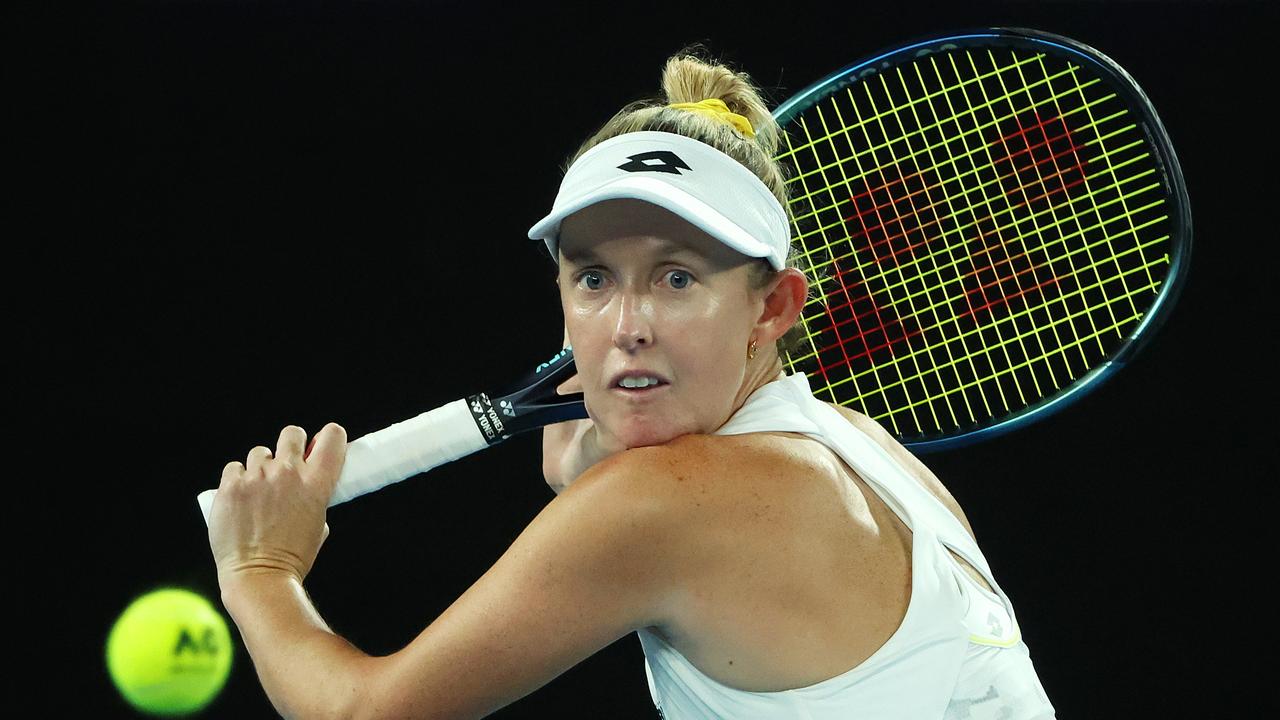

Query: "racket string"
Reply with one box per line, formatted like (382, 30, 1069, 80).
(784, 60, 1101, 218)
(777, 43, 1175, 441)
(1034, 52, 1157, 339)
(789, 95, 1129, 285)
(856, 68, 971, 434)
(800, 256, 1167, 422)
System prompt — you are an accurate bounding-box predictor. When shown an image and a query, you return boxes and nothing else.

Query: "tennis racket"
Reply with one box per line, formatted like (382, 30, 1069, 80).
(196, 347, 587, 523)
(196, 27, 1191, 522)
(773, 27, 1190, 451)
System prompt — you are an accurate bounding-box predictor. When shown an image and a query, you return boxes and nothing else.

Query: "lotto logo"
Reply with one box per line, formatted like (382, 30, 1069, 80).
(617, 150, 691, 175)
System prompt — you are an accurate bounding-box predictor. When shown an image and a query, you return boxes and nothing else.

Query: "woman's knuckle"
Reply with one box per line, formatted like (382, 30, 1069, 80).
(267, 461, 298, 479)
(220, 478, 247, 498)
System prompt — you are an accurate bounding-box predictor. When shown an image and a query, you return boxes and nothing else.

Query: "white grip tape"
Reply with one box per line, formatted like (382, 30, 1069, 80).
(197, 399, 487, 525)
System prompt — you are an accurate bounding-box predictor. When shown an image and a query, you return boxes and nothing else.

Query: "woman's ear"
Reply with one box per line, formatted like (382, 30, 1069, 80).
(755, 268, 808, 345)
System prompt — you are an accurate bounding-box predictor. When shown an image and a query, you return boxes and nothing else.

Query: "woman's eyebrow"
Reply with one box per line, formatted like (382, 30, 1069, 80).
(653, 238, 697, 257)
(560, 239, 697, 265)
(559, 245, 599, 265)
(636, 238, 702, 262)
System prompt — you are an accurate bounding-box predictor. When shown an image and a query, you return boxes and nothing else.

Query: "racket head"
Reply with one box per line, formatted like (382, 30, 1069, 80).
(773, 28, 1191, 451)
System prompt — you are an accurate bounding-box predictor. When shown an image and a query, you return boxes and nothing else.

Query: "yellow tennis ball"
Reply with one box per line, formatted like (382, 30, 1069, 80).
(106, 588, 234, 717)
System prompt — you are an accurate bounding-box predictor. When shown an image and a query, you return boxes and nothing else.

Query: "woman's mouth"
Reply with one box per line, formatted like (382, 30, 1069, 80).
(611, 375, 670, 398)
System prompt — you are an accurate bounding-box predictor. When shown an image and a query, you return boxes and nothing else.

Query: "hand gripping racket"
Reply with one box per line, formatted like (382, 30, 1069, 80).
(196, 348, 587, 523)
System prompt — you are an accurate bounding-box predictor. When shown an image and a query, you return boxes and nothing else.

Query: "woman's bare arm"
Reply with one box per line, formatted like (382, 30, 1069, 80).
(219, 445, 694, 720)
(219, 573, 374, 720)
(354, 451, 695, 719)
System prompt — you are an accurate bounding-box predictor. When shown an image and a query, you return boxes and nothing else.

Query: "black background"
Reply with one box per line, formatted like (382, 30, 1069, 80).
(18, 0, 1271, 717)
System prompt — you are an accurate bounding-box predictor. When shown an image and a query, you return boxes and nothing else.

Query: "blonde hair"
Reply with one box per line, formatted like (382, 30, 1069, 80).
(565, 46, 811, 356)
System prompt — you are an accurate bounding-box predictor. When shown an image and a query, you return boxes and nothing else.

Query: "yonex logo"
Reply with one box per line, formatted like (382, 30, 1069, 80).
(500, 400, 515, 417)
(469, 394, 501, 442)
(618, 151, 691, 175)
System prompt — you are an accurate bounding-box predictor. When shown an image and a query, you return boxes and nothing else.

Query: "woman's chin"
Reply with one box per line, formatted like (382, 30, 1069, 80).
(608, 420, 691, 450)
(585, 396, 701, 450)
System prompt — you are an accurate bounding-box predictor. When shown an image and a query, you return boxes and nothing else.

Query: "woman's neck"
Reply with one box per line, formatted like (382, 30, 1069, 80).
(728, 354, 787, 420)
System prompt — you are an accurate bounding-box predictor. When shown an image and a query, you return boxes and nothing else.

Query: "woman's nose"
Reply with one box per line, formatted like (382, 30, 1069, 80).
(612, 292, 653, 351)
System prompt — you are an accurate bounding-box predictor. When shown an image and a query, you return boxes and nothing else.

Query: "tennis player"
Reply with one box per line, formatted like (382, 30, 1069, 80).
(208, 49, 1057, 719)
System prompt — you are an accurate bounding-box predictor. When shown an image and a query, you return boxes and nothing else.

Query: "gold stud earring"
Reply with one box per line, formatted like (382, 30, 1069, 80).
(747, 339, 758, 360)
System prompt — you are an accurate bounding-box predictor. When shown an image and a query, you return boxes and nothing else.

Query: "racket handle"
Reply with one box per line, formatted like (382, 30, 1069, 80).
(197, 398, 488, 525)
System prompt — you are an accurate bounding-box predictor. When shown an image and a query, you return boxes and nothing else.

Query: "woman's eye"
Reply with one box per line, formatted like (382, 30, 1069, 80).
(578, 271, 604, 290)
(666, 270, 692, 289)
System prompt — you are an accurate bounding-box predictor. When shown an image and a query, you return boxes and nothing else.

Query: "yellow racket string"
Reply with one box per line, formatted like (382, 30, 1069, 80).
(777, 47, 1172, 438)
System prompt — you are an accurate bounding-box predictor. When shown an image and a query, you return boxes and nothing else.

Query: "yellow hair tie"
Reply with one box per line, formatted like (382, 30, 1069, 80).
(667, 98, 756, 138)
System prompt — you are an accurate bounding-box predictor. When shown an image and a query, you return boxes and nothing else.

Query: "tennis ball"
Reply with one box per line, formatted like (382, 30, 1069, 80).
(106, 588, 234, 717)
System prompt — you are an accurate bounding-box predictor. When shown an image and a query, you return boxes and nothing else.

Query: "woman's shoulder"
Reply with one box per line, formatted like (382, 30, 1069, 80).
(574, 433, 780, 500)
(594, 431, 826, 485)
(549, 436, 804, 593)
(572, 430, 858, 532)
(566, 410, 970, 533)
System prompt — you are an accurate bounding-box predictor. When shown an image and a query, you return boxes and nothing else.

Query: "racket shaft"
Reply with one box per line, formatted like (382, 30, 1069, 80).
(196, 398, 487, 524)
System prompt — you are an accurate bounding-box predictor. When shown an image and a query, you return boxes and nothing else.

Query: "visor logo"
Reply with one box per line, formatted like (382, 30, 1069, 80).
(618, 151, 691, 175)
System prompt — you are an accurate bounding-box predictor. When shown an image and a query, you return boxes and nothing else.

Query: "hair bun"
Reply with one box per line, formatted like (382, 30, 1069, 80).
(661, 49, 779, 156)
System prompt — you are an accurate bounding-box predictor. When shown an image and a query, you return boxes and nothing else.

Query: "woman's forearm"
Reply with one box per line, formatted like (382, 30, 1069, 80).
(221, 572, 375, 720)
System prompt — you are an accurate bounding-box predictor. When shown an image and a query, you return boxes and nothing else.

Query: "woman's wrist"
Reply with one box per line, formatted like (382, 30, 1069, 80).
(218, 567, 299, 621)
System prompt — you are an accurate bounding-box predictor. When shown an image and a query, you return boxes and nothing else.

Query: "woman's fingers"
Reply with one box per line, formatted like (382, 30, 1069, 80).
(304, 423, 347, 489)
(219, 461, 246, 499)
(231, 424, 346, 489)
(276, 425, 307, 464)
(246, 445, 274, 475)
(222, 461, 244, 480)
(217, 422, 348, 510)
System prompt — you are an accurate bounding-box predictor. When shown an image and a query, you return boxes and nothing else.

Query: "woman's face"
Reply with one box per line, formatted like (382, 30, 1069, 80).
(557, 198, 765, 450)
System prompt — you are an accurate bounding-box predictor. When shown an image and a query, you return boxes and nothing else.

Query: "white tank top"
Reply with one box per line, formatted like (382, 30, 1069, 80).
(636, 373, 1056, 719)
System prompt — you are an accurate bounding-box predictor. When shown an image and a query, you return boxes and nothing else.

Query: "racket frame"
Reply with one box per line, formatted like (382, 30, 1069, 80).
(773, 27, 1191, 452)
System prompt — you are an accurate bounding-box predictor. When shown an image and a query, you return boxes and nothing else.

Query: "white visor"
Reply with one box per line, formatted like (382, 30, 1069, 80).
(527, 131, 790, 270)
